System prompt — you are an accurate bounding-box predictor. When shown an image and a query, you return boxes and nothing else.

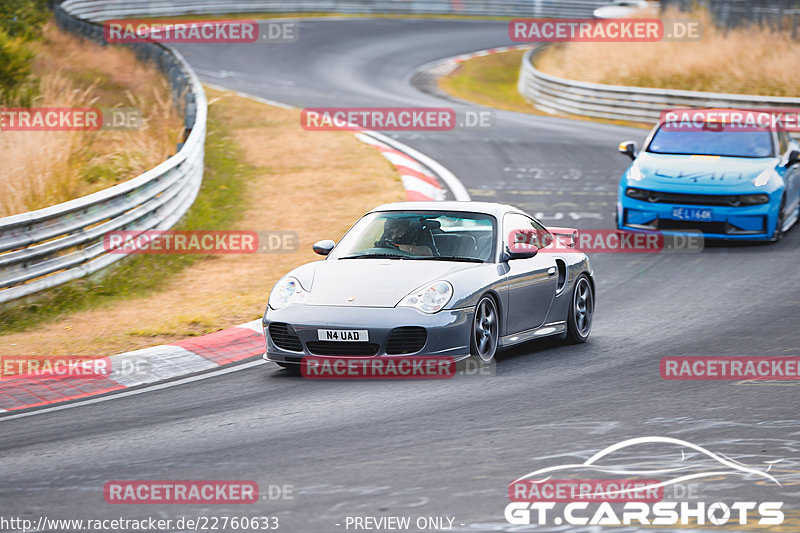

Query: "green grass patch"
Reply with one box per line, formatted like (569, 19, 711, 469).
(0, 104, 255, 333)
(438, 50, 535, 114)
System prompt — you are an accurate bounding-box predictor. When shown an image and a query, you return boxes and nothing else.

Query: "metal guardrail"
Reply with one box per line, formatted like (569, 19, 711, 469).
(0, 4, 207, 305)
(518, 45, 800, 124)
(60, 0, 608, 19)
(1, 0, 613, 306)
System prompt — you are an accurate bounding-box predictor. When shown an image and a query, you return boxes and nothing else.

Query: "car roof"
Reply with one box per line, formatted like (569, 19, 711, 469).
(369, 201, 523, 218)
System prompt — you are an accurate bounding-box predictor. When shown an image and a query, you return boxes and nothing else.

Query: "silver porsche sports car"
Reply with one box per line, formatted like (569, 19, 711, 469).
(262, 202, 595, 367)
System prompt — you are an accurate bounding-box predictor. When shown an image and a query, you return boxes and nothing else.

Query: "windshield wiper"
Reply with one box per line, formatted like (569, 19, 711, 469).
(415, 256, 484, 263)
(340, 253, 409, 260)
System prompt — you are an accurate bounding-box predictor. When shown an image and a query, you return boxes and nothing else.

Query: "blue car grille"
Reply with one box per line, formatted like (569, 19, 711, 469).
(630, 190, 755, 207)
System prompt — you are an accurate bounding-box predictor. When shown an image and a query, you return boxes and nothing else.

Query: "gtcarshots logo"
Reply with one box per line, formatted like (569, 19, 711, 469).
(505, 436, 784, 527)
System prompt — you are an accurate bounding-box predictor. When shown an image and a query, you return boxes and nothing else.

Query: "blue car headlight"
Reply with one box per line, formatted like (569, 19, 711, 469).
(627, 164, 644, 182)
(752, 169, 777, 187)
(399, 281, 453, 313)
(269, 276, 307, 310)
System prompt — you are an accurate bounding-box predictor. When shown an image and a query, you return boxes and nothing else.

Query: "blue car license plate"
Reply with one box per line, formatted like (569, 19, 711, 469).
(672, 207, 712, 221)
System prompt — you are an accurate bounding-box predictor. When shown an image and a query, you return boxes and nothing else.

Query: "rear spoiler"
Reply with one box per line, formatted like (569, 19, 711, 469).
(547, 227, 579, 248)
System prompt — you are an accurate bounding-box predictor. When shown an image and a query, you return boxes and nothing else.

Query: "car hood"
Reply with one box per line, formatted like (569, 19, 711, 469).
(633, 152, 776, 189)
(302, 259, 474, 307)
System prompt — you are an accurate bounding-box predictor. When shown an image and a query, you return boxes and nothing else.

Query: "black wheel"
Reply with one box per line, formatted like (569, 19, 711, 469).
(470, 295, 499, 363)
(772, 196, 786, 242)
(566, 275, 594, 344)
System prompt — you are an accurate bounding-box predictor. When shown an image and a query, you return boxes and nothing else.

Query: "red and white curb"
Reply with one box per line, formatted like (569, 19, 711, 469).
(355, 132, 446, 201)
(420, 44, 531, 78)
(0, 320, 265, 413)
(0, 86, 471, 415)
(203, 83, 469, 202)
(451, 44, 531, 63)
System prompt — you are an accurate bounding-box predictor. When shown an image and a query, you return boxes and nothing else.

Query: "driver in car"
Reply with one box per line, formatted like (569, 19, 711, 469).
(376, 218, 434, 256)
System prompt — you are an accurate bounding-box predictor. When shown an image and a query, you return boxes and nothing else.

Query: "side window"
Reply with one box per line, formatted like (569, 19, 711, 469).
(503, 213, 553, 249)
(777, 130, 790, 155)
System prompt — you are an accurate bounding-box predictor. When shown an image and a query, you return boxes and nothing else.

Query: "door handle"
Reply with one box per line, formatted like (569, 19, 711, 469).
(547, 267, 557, 277)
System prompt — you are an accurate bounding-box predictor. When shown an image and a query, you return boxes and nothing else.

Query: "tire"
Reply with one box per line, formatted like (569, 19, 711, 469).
(470, 295, 500, 363)
(772, 196, 786, 242)
(566, 275, 594, 344)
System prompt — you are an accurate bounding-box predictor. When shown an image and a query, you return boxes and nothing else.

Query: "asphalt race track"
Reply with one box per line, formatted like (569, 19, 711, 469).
(2, 19, 799, 532)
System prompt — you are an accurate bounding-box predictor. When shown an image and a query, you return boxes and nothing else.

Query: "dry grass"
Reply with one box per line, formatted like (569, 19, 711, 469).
(535, 10, 800, 96)
(0, 22, 181, 217)
(0, 86, 404, 356)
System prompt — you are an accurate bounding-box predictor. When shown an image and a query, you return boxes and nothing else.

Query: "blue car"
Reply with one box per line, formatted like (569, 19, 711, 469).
(616, 113, 800, 241)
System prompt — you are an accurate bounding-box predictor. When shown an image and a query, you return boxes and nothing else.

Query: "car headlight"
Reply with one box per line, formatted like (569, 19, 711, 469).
(738, 194, 770, 205)
(627, 164, 644, 182)
(752, 169, 775, 187)
(268, 276, 307, 310)
(399, 281, 453, 313)
(625, 187, 650, 201)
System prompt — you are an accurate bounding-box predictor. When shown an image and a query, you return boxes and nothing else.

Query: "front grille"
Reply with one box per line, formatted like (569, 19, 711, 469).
(306, 341, 380, 356)
(630, 190, 751, 207)
(386, 327, 427, 354)
(268, 322, 303, 352)
(657, 220, 729, 233)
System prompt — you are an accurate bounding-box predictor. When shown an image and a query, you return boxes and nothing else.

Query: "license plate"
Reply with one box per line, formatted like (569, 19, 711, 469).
(317, 329, 369, 342)
(672, 207, 712, 221)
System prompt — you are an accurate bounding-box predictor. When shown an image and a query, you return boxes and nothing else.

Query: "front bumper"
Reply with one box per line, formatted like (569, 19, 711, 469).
(263, 304, 473, 365)
(617, 196, 779, 241)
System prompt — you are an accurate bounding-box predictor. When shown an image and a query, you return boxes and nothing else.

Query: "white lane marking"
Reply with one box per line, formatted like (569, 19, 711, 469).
(203, 82, 296, 110)
(0, 359, 268, 422)
(238, 319, 265, 334)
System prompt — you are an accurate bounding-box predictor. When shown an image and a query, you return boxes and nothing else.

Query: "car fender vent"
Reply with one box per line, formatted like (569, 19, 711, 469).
(555, 259, 568, 294)
(268, 322, 303, 352)
(386, 326, 428, 355)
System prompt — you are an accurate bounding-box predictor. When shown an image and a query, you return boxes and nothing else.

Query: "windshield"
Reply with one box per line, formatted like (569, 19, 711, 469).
(328, 211, 496, 262)
(647, 124, 774, 158)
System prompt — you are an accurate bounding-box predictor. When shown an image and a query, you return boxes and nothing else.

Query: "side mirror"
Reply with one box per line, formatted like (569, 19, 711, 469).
(504, 245, 539, 261)
(787, 149, 800, 167)
(312, 239, 335, 256)
(618, 141, 638, 161)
